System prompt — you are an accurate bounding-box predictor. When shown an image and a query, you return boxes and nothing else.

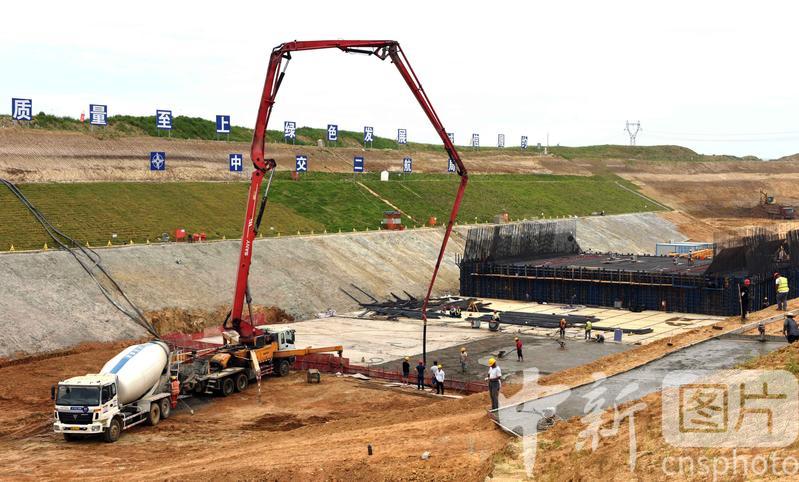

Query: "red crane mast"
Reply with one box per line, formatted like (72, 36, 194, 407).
(227, 40, 468, 363)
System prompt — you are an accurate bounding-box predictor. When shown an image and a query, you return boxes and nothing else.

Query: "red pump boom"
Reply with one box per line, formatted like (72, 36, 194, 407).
(227, 40, 468, 363)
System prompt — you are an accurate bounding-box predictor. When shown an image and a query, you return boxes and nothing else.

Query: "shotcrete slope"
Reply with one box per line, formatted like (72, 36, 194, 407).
(0, 214, 684, 357)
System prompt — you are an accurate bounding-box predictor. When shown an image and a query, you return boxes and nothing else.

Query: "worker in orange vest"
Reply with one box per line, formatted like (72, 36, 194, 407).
(170, 376, 180, 408)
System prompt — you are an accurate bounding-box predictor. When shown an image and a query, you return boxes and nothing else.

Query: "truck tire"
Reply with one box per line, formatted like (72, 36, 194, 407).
(234, 372, 249, 392)
(160, 398, 171, 419)
(221, 377, 235, 397)
(63, 433, 79, 442)
(147, 402, 161, 426)
(103, 418, 122, 443)
(276, 359, 290, 377)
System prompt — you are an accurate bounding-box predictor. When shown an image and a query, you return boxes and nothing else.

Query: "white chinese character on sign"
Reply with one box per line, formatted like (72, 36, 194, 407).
(447, 132, 454, 144)
(11, 98, 32, 121)
(296, 155, 308, 172)
(521, 136, 528, 149)
(364, 126, 374, 143)
(397, 129, 407, 145)
(498, 133, 505, 148)
(229, 154, 243, 172)
(90, 104, 107, 126)
(156, 110, 172, 130)
(472, 133, 479, 148)
(327, 124, 338, 142)
(448, 158, 456, 173)
(403, 157, 412, 173)
(284, 121, 296, 140)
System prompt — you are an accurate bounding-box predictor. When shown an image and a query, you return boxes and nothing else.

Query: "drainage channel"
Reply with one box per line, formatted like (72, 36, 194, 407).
(494, 336, 786, 436)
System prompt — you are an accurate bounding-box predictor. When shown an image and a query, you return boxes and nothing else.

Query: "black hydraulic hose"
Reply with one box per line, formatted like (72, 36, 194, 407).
(1, 179, 159, 338)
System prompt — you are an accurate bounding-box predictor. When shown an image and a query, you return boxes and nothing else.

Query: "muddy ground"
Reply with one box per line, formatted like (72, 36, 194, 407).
(0, 342, 507, 481)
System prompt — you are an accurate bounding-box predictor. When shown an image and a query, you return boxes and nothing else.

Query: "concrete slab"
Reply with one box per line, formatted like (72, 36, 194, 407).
(463, 298, 725, 345)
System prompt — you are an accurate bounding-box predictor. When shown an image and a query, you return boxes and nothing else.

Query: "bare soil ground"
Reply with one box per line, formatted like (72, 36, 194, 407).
(0, 341, 507, 481)
(146, 305, 294, 335)
(0, 130, 557, 182)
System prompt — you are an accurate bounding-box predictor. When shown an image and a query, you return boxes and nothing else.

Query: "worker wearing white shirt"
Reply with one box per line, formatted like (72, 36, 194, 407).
(435, 365, 445, 395)
(486, 358, 502, 410)
(430, 360, 440, 392)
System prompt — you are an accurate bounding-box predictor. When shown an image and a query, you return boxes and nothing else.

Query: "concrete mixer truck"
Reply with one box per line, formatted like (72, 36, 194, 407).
(52, 341, 174, 442)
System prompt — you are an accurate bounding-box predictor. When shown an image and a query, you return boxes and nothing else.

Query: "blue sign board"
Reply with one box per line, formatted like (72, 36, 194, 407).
(156, 109, 173, 130)
(284, 121, 296, 141)
(295, 155, 308, 172)
(216, 115, 231, 134)
(448, 158, 457, 173)
(471, 133, 480, 148)
(402, 156, 412, 173)
(353, 156, 364, 173)
(327, 124, 338, 142)
(150, 152, 166, 171)
(11, 98, 32, 121)
(229, 154, 243, 172)
(363, 126, 374, 143)
(89, 104, 108, 126)
(521, 136, 528, 149)
(397, 128, 407, 145)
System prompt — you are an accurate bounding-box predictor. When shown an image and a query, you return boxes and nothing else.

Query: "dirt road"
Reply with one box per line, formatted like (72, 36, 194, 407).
(0, 341, 507, 481)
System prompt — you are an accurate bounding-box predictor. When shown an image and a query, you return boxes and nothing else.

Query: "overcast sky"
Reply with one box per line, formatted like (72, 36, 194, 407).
(3, 1, 799, 159)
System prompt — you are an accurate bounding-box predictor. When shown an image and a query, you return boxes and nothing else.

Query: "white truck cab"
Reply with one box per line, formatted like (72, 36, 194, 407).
(52, 374, 121, 442)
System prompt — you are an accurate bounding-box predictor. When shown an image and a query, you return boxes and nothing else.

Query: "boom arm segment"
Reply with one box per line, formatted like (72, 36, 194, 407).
(230, 40, 468, 364)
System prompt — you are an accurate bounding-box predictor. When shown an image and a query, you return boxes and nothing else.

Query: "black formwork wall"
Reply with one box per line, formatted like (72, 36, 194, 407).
(458, 224, 799, 316)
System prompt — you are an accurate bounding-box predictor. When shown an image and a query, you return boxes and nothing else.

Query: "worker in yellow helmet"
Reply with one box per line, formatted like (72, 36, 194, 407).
(485, 358, 502, 410)
(401, 356, 410, 385)
(460, 347, 468, 373)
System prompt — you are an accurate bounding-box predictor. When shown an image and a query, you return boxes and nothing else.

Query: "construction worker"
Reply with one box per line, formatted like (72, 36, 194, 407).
(776, 272, 790, 311)
(415, 360, 425, 390)
(559, 318, 567, 339)
(584, 320, 593, 340)
(430, 360, 440, 392)
(492, 311, 501, 322)
(740, 278, 751, 321)
(486, 358, 502, 410)
(758, 320, 766, 342)
(435, 364, 445, 395)
(170, 376, 180, 409)
(460, 347, 468, 373)
(401, 356, 410, 385)
(784, 313, 799, 343)
(515, 337, 523, 361)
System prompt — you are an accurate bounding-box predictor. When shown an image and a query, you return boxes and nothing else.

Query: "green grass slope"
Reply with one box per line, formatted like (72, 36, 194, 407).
(0, 173, 660, 251)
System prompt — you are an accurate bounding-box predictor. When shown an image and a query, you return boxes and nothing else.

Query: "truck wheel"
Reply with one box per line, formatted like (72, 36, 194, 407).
(276, 359, 290, 377)
(63, 433, 79, 442)
(234, 373, 249, 392)
(103, 418, 122, 443)
(147, 402, 161, 426)
(160, 398, 171, 419)
(221, 377, 235, 397)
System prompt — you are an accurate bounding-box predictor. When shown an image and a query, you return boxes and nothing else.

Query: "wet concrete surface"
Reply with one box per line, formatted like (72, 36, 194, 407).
(495, 337, 786, 435)
(374, 333, 632, 382)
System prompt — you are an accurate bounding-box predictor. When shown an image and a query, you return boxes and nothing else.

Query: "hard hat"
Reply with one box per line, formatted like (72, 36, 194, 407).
(514, 337, 519, 340)
(404, 356, 409, 361)
(461, 347, 466, 352)
(488, 358, 496, 366)
(170, 375, 178, 380)
(744, 279, 751, 286)
(788, 313, 795, 318)
(438, 364, 442, 368)
(775, 272, 780, 277)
